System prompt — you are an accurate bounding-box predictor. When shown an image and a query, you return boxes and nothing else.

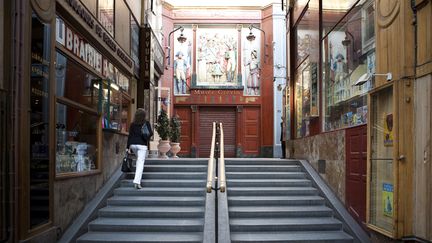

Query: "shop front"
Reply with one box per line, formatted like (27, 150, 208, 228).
(11, 0, 138, 241)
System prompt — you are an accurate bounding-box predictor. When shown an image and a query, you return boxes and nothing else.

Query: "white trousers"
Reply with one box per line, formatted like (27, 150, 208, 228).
(129, 144, 147, 184)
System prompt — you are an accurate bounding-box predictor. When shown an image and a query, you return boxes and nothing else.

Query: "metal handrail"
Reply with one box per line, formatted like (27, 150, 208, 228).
(219, 123, 226, 193)
(206, 122, 217, 193)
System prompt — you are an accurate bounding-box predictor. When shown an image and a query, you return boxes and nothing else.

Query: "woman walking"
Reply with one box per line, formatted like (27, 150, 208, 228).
(127, 108, 153, 189)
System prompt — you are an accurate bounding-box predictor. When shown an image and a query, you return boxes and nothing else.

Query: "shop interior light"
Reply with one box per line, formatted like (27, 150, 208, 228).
(110, 82, 120, 91)
(93, 83, 100, 89)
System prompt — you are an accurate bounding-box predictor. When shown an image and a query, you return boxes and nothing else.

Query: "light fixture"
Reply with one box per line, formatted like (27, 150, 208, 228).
(354, 72, 393, 86)
(277, 84, 283, 91)
(110, 82, 120, 91)
(246, 24, 268, 63)
(93, 83, 100, 89)
(166, 26, 186, 68)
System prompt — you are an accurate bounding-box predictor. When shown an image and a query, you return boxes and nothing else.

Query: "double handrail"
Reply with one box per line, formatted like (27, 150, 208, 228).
(206, 122, 226, 193)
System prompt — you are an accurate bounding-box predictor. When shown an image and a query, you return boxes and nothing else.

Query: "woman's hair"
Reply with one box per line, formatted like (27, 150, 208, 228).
(133, 108, 147, 125)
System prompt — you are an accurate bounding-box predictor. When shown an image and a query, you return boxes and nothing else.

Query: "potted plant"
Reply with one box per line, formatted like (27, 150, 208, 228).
(169, 115, 182, 158)
(155, 109, 171, 159)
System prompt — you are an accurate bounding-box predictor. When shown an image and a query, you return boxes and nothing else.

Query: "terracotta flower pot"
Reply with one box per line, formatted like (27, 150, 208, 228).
(170, 142, 181, 158)
(158, 140, 171, 159)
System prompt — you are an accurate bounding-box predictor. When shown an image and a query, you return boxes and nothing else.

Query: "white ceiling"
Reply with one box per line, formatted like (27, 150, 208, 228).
(163, 0, 277, 7)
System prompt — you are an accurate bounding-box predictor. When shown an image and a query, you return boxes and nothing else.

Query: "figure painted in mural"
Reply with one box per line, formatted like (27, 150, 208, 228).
(245, 50, 260, 95)
(197, 48, 207, 82)
(174, 51, 187, 94)
(225, 44, 236, 82)
(212, 60, 224, 83)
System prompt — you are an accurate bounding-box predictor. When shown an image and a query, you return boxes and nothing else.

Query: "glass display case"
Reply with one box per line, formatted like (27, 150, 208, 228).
(368, 84, 396, 236)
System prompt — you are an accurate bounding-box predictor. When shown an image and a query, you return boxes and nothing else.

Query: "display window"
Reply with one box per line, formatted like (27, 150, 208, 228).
(368, 85, 395, 235)
(322, 0, 358, 36)
(293, 0, 319, 138)
(94, 78, 131, 133)
(55, 102, 99, 174)
(322, 0, 375, 132)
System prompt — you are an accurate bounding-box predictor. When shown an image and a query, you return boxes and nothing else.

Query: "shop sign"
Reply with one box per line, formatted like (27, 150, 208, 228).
(63, 0, 133, 69)
(56, 17, 121, 81)
(142, 27, 151, 82)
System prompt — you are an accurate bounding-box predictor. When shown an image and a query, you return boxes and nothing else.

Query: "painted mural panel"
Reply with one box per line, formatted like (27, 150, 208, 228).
(196, 26, 238, 86)
(242, 27, 261, 96)
(173, 26, 193, 95)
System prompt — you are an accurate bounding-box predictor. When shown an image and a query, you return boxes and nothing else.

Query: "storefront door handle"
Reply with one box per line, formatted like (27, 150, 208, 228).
(398, 155, 406, 161)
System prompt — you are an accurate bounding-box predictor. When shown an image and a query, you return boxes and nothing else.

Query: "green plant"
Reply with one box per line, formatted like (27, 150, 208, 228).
(170, 116, 182, 143)
(156, 109, 170, 140)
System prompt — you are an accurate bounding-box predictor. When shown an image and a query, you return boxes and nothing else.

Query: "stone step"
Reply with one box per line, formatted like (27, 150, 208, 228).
(226, 172, 307, 179)
(124, 172, 207, 180)
(141, 165, 208, 172)
(77, 232, 203, 243)
(99, 206, 204, 218)
(230, 231, 353, 243)
(228, 187, 318, 196)
(107, 196, 205, 206)
(88, 217, 204, 232)
(144, 159, 208, 165)
(114, 187, 206, 197)
(121, 179, 205, 188)
(226, 165, 302, 172)
(225, 159, 300, 166)
(229, 217, 343, 231)
(228, 195, 325, 206)
(227, 179, 312, 187)
(229, 205, 333, 218)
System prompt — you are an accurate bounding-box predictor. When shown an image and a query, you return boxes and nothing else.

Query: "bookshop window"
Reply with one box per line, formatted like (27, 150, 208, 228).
(56, 102, 98, 174)
(29, 13, 51, 227)
(95, 78, 131, 133)
(55, 52, 99, 111)
(322, 0, 375, 131)
(294, 59, 318, 138)
(295, 0, 319, 67)
(98, 0, 114, 36)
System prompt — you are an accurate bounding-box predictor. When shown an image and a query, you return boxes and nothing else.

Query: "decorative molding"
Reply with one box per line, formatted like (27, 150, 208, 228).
(31, 0, 55, 23)
(171, 9, 261, 20)
(377, 0, 400, 28)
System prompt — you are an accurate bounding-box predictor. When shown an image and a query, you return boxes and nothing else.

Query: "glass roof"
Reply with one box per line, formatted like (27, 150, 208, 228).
(164, 0, 276, 7)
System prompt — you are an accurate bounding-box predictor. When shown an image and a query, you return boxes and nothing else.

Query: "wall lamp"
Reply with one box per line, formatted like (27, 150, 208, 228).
(354, 72, 393, 86)
(246, 24, 268, 63)
(166, 26, 186, 68)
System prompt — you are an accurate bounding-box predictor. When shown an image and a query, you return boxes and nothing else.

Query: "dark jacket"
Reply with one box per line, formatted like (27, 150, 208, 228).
(127, 121, 153, 148)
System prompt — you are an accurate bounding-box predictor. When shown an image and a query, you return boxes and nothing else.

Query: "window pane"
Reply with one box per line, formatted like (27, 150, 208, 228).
(55, 52, 99, 111)
(293, 0, 309, 24)
(56, 103, 98, 173)
(131, 16, 140, 76)
(322, 0, 375, 131)
(369, 86, 394, 233)
(99, 0, 114, 36)
(29, 13, 51, 228)
(322, 0, 358, 36)
(295, 1, 319, 67)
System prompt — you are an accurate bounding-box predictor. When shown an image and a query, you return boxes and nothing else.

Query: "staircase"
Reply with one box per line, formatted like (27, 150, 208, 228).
(226, 159, 354, 243)
(77, 159, 208, 243)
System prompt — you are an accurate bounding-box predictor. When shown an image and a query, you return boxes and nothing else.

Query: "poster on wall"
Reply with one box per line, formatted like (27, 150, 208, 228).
(173, 27, 193, 95)
(382, 183, 394, 217)
(383, 113, 393, 147)
(196, 27, 238, 87)
(241, 27, 261, 96)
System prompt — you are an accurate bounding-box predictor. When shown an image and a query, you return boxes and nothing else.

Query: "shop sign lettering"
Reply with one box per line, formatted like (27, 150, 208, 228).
(143, 27, 151, 80)
(63, 0, 133, 69)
